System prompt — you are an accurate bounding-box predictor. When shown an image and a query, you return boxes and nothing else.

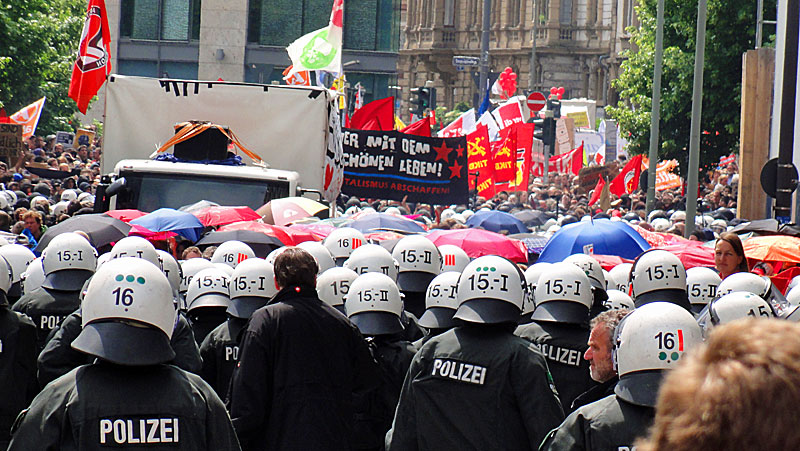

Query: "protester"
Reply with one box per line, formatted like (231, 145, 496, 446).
(714, 231, 749, 279)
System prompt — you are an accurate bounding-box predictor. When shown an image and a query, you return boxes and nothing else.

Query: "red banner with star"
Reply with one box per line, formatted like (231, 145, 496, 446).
(341, 129, 468, 204)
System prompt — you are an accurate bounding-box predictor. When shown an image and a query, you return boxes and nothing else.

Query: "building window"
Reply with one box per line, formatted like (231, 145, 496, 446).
(120, 0, 201, 41)
(623, 0, 634, 30)
(248, 0, 399, 52)
(444, 0, 455, 27)
(559, 0, 573, 25)
(508, 0, 521, 26)
(534, 0, 549, 24)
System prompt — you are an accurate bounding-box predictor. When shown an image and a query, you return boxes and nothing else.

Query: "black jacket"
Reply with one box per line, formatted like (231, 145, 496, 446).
(0, 306, 38, 448)
(228, 284, 380, 451)
(12, 287, 81, 353)
(199, 316, 248, 398)
(570, 376, 618, 412)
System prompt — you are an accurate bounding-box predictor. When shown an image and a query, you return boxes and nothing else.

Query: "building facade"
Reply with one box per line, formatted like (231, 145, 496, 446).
(398, 0, 638, 120)
(97, 0, 400, 114)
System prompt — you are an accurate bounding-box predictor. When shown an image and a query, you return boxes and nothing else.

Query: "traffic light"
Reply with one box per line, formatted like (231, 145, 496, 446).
(532, 117, 553, 145)
(547, 98, 562, 118)
(409, 87, 434, 118)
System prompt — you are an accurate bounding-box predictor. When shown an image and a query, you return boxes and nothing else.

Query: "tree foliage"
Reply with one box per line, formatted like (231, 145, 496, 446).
(607, 0, 776, 175)
(0, 0, 86, 135)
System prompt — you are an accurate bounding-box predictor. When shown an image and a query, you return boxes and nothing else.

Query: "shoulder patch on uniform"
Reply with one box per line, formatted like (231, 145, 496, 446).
(431, 358, 487, 385)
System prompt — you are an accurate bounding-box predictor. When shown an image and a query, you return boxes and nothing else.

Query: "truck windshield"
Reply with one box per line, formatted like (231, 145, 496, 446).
(116, 171, 290, 212)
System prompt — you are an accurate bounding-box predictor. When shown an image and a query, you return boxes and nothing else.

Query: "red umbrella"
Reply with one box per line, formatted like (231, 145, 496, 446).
(591, 254, 634, 271)
(192, 206, 260, 227)
(656, 242, 716, 270)
(365, 231, 408, 242)
(426, 229, 528, 263)
(288, 223, 337, 241)
(105, 209, 147, 223)
(128, 224, 177, 241)
(218, 221, 317, 246)
(632, 225, 690, 248)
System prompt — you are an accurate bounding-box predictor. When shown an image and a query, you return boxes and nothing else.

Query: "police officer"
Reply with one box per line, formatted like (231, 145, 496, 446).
(211, 240, 255, 269)
(346, 272, 417, 451)
(19, 257, 44, 297)
(715, 271, 797, 319)
(516, 262, 596, 411)
(563, 254, 609, 318)
(437, 244, 470, 273)
(696, 291, 774, 334)
(297, 240, 336, 274)
(0, 244, 35, 303)
(7, 257, 241, 450)
(606, 263, 632, 294)
(386, 255, 564, 450)
(541, 302, 703, 450)
(185, 266, 231, 344)
(629, 249, 692, 311)
(0, 255, 37, 448)
(316, 266, 359, 314)
(392, 235, 442, 318)
(12, 232, 97, 352)
(520, 262, 552, 324)
(324, 227, 367, 266)
(686, 266, 721, 314)
(200, 258, 277, 397)
(228, 248, 380, 450)
(604, 290, 634, 311)
(178, 257, 215, 310)
(415, 271, 460, 348)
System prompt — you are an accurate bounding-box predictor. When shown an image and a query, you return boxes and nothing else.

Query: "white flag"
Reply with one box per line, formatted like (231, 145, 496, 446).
(286, 0, 343, 78)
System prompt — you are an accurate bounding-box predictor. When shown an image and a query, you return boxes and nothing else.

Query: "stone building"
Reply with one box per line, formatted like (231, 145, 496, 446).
(398, 0, 638, 119)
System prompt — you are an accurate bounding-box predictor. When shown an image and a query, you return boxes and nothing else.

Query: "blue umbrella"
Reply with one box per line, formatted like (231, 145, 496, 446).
(466, 210, 528, 234)
(347, 213, 426, 234)
(537, 219, 651, 262)
(131, 208, 205, 242)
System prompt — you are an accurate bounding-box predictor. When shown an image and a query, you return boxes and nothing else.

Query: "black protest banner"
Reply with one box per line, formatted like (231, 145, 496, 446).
(342, 129, 468, 204)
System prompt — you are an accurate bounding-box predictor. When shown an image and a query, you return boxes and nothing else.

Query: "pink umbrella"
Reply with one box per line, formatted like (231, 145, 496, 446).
(192, 206, 260, 227)
(289, 223, 337, 240)
(128, 224, 177, 241)
(656, 242, 716, 269)
(105, 209, 147, 223)
(426, 229, 528, 263)
(365, 231, 408, 242)
(218, 221, 317, 246)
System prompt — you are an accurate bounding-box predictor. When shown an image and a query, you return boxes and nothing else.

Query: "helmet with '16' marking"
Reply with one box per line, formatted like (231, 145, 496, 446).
(613, 302, 703, 407)
(211, 240, 255, 269)
(608, 263, 633, 294)
(454, 255, 526, 325)
(317, 267, 359, 313)
(533, 262, 593, 325)
(323, 228, 366, 266)
(179, 258, 214, 296)
(345, 272, 404, 335)
(629, 249, 690, 311)
(73, 257, 176, 366)
(419, 271, 461, 329)
(41, 232, 98, 291)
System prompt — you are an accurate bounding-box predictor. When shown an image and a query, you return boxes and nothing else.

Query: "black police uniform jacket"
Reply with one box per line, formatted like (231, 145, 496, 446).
(540, 394, 655, 451)
(199, 316, 248, 398)
(7, 362, 241, 450)
(0, 305, 38, 447)
(12, 287, 81, 353)
(37, 309, 202, 386)
(228, 284, 380, 451)
(515, 321, 596, 412)
(385, 324, 565, 451)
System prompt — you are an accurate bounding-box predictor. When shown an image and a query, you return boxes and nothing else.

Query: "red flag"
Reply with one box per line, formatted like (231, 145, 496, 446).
(492, 131, 516, 183)
(494, 123, 533, 191)
(68, 0, 112, 114)
(467, 125, 495, 198)
(8, 97, 46, 139)
(588, 175, 605, 206)
(547, 143, 583, 176)
(348, 97, 394, 131)
(609, 154, 643, 196)
(400, 117, 431, 137)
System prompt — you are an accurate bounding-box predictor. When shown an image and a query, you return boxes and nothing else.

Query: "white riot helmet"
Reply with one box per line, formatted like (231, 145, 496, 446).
(787, 284, 800, 307)
(72, 257, 177, 366)
(392, 235, 441, 292)
(2, 190, 16, 206)
(109, 236, 161, 270)
(604, 290, 635, 310)
(629, 249, 691, 311)
(228, 258, 277, 318)
(316, 267, 359, 313)
(563, 254, 607, 292)
(716, 271, 796, 319)
(41, 232, 98, 291)
(344, 244, 398, 281)
(30, 196, 48, 209)
(613, 302, 703, 407)
(297, 241, 335, 274)
(265, 246, 288, 266)
(454, 255, 526, 324)
(670, 210, 686, 223)
(0, 256, 12, 298)
(419, 271, 461, 329)
(710, 291, 773, 326)
(60, 189, 78, 202)
(186, 267, 231, 312)
(651, 218, 670, 232)
(602, 269, 610, 290)
(438, 244, 470, 273)
(179, 258, 214, 295)
(213, 263, 234, 276)
(155, 250, 182, 294)
(685, 266, 721, 314)
(345, 272, 404, 335)
(0, 244, 35, 298)
(787, 275, 800, 295)
(522, 262, 552, 316)
(96, 252, 113, 270)
(323, 228, 366, 265)
(51, 201, 70, 217)
(21, 257, 45, 296)
(608, 263, 633, 294)
(211, 240, 255, 269)
(710, 219, 728, 235)
(533, 262, 593, 325)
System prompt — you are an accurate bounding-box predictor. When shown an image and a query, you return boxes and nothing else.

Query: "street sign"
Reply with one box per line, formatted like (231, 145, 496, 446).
(760, 157, 799, 198)
(453, 56, 480, 67)
(527, 92, 547, 113)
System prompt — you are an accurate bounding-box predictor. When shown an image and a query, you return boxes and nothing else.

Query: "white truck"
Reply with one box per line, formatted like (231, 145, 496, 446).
(98, 75, 343, 211)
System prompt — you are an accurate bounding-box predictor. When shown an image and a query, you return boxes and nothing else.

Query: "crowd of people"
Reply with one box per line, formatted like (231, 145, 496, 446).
(1, 132, 799, 450)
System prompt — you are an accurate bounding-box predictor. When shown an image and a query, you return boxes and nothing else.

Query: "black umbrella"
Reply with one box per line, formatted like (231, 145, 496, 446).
(196, 230, 284, 258)
(35, 214, 131, 252)
(731, 218, 779, 236)
(513, 209, 548, 227)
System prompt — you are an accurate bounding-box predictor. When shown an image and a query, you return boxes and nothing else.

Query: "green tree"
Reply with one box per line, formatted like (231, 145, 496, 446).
(0, 0, 87, 135)
(607, 0, 775, 175)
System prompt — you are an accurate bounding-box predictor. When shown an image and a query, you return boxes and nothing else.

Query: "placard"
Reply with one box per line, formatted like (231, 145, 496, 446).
(0, 124, 24, 166)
